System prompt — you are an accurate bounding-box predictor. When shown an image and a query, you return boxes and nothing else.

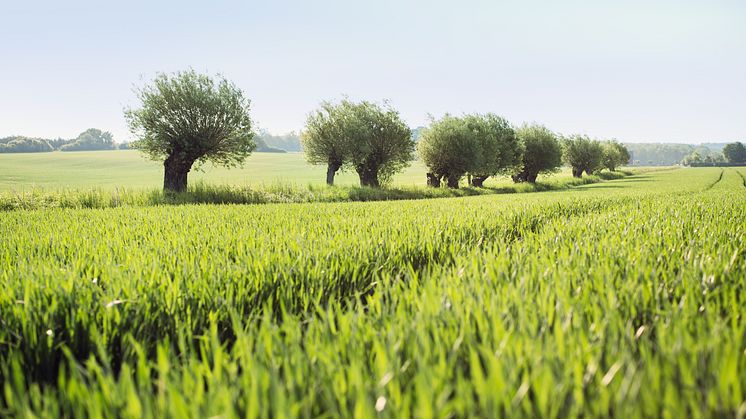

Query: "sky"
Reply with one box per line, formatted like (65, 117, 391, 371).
(1, 0, 744, 144)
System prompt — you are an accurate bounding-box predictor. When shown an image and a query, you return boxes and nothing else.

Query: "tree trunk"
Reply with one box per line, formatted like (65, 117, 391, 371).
(527, 172, 538, 183)
(470, 175, 489, 187)
(326, 162, 341, 186)
(163, 155, 193, 192)
(572, 167, 583, 178)
(357, 166, 380, 188)
(426, 172, 441, 187)
(447, 174, 460, 189)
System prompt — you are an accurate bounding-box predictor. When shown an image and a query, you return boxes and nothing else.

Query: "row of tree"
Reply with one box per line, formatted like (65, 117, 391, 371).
(301, 101, 631, 188)
(120, 70, 640, 192)
(0, 129, 118, 153)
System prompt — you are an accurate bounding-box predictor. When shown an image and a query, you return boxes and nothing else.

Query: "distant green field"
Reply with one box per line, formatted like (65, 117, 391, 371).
(0, 150, 575, 191)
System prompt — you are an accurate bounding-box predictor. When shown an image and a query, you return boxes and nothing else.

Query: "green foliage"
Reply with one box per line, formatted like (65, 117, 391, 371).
(418, 114, 480, 187)
(601, 140, 631, 171)
(301, 100, 359, 184)
(346, 100, 414, 187)
(513, 124, 562, 183)
(60, 128, 116, 152)
(464, 114, 522, 182)
(125, 70, 255, 191)
(563, 135, 604, 177)
(722, 141, 746, 163)
(625, 143, 725, 166)
(302, 99, 414, 187)
(0, 171, 631, 211)
(0, 136, 54, 153)
(0, 168, 744, 417)
(419, 114, 523, 187)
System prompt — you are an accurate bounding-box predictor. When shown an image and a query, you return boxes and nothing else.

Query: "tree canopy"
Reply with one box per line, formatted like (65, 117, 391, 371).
(418, 115, 480, 188)
(563, 135, 604, 177)
(60, 128, 116, 152)
(125, 70, 255, 192)
(346, 101, 414, 187)
(601, 140, 631, 171)
(512, 124, 562, 183)
(0, 136, 54, 153)
(464, 114, 522, 187)
(302, 99, 414, 187)
(722, 142, 746, 163)
(301, 101, 356, 185)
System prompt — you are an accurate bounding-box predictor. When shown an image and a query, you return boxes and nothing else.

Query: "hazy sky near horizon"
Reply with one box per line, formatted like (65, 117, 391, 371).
(1, 0, 744, 144)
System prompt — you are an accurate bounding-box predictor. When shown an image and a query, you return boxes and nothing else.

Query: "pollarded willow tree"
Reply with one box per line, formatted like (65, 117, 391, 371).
(512, 124, 562, 183)
(464, 113, 523, 187)
(301, 101, 354, 185)
(347, 101, 415, 187)
(601, 140, 631, 171)
(418, 114, 480, 188)
(125, 70, 256, 192)
(563, 135, 604, 178)
(302, 99, 414, 187)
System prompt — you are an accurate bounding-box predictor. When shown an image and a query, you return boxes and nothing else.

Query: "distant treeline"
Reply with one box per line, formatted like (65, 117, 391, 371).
(0, 129, 305, 154)
(0, 129, 117, 153)
(624, 143, 726, 166)
(3, 127, 738, 163)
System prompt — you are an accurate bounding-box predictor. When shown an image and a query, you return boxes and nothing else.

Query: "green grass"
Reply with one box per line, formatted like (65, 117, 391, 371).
(0, 150, 435, 191)
(1, 167, 744, 417)
(0, 150, 639, 192)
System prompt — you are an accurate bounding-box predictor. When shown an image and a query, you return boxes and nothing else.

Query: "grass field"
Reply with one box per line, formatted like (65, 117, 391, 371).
(0, 150, 436, 191)
(1, 166, 744, 417)
(0, 150, 588, 192)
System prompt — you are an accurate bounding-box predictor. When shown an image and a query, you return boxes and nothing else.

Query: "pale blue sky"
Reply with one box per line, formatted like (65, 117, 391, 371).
(1, 0, 744, 143)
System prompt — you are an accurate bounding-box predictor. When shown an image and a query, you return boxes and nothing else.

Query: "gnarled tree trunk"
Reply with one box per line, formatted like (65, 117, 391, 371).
(572, 167, 583, 178)
(326, 161, 342, 186)
(470, 175, 489, 187)
(426, 172, 441, 187)
(447, 174, 460, 189)
(163, 155, 194, 192)
(513, 170, 538, 183)
(512, 172, 526, 183)
(357, 165, 380, 188)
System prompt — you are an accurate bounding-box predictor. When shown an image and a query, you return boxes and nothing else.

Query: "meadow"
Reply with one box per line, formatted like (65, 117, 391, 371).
(0, 165, 744, 417)
(0, 150, 432, 192)
(0, 150, 636, 211)
(0, 150, 625, 193)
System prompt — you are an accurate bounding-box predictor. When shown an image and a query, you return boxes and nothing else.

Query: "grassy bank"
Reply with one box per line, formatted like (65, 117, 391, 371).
(0, 171, 632, 211)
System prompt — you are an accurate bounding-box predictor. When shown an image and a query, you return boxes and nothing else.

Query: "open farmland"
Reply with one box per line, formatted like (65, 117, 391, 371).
(0, 151, 435, 192)
(1, 167, 744, 417)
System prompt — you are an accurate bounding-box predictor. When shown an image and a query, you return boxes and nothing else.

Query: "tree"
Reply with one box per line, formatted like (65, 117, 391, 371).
(302, 101, 356, 186)
(601, 140, 631, 171)
(346, 101, 414, 187)
(563, 135, 604, 177)
(125, 70, 255, 192)
(302, 99, 414, 187)
(512, 124, 562, 183)
(681, 151, 703, 166)
(722, 141, 746, 163)
(464, 114, 522, 187)
(418, 115, 480, 188)
(0, 136, 54, 153)
(60, 128, 116, 151)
